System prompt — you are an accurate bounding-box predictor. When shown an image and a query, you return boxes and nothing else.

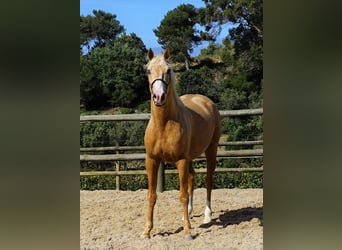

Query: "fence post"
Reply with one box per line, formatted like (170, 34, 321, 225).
(115, 143, 120, 190)
(157, 162, 165, 192)
(115, 162, 120, 190)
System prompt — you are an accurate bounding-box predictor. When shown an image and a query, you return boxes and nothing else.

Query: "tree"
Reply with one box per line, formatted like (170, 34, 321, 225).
(199, 0, 262, 39)
(197, 0, 263, 156)
(199, 0, 263, 86)
(80, 10, 149, 110)
(80, 10, 125, 53)
(176, 66, 223, 103)
(83, 33, 149, 108)
(198, 0, 263, 110)
(154, 4, 201, 70)
(80, 55, 107, 109)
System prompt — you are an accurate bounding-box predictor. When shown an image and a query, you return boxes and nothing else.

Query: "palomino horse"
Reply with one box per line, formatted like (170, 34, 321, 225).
(141, 48, 221, 240)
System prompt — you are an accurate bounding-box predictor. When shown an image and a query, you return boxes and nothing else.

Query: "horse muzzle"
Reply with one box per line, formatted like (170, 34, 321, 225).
(151, 79, 167, 106)
(153, 93, 166, 106)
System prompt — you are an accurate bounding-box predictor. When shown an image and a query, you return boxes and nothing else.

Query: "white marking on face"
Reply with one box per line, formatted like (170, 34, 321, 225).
(152, 80, 166, 94)
(152, 80, 167, 105)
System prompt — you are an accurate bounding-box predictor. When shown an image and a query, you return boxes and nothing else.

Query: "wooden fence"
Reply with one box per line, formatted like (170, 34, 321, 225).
(80, 108, 263, 191)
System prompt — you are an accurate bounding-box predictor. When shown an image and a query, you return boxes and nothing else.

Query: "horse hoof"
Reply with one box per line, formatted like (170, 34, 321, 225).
(140, 234, 150, 239)
(184, 235, 194, 241)
(203, 217, 212, 224)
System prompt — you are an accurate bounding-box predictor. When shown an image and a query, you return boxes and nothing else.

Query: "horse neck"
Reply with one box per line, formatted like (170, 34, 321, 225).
(150, 86, 183, 127)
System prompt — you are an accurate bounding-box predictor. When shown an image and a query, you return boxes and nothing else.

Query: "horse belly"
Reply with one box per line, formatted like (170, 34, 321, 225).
(189, 127, 214, 159)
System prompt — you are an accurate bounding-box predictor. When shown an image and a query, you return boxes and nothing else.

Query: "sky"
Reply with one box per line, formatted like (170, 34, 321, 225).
(80, 0, 229, 55)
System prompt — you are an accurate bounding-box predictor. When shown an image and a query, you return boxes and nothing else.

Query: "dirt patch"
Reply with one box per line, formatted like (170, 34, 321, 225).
(80, 188, 263, 249)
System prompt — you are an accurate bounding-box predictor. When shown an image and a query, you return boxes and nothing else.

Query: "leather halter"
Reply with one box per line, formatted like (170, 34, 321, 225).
(150, 78, 168, 91)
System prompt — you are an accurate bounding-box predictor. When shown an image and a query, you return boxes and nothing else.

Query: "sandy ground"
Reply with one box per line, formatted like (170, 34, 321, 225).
(80, 188, 263, 250)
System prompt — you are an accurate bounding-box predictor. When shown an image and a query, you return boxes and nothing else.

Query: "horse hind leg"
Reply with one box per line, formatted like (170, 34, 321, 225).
(203, 142, 218, 224)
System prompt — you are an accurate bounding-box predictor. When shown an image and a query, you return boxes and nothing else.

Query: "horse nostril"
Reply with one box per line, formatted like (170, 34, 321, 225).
(152, 92, 165, 105)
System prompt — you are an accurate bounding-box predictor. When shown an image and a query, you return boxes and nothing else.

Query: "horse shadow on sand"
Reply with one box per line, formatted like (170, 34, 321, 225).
(153, 206, 263, 239)
(198, 206, 263, 229)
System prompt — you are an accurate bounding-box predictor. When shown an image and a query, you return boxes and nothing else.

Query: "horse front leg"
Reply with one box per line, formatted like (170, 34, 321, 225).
(141, 156, 160, 239)
(187, 161, 195, 218)
(176, 159, 193, 240)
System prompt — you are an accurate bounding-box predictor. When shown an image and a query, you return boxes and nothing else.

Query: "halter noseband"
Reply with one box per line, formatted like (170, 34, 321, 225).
(150, 78, 168, 91)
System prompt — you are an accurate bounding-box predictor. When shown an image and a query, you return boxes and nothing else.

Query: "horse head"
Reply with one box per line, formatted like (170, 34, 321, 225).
(146, 48, 173, 106)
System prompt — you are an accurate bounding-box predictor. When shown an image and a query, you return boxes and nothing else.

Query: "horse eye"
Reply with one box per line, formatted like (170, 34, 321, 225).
(166, 68, 171, 74)
(146, 69, 151, 75)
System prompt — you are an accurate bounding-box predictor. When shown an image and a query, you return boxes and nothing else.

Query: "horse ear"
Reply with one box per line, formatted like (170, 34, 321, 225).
(164, 48, 170, 60)
(148, 48, 154, 60)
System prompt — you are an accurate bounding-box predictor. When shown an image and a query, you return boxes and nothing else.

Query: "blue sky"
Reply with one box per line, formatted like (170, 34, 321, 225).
(80, 0, 229, 55)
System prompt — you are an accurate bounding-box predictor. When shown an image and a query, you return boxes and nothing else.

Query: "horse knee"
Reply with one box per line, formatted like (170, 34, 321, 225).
(179, 191, 189, 205)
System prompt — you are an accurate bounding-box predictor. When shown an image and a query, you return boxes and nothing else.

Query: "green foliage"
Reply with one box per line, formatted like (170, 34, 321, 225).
(154, 4, 201, 66)
(221, 116, 262, 145)
(80, 175, 148, 191)
(80, 176, 116, 190)
(80, 120, 147, 147)
(80, 11, 150, 109)
(80, 168, 263, 191)
(80, 33, 149, 109)
(221, 38, 234, 66)
(91, 34, 149, 107)
(120, 175, 148, 190)
(80, 118, 148, 190)
(199, 42, 232, 66)
(213, 172, 263, 189)
(200, 43, 220, 57)
(176, 66, 223, 103)
(220, 70, 263, 145)
(80, 55, 107, 108)
(200, 0, 263, 86)
(80, 10, 125, 53)
(135, 100, 151, 113)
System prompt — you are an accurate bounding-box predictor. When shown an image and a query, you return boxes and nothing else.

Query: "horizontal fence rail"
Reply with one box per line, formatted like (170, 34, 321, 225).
(80, 108, 263, 122)
(80, 167, 263, 177)
(80, 149, 263, 161)
(79, 140, 263, 153)
(80, 145, 146, 152)
(80, 108, 263, 191)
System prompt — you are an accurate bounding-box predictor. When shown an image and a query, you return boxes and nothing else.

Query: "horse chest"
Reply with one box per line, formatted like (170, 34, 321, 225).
(159, 135, 186, 162)
(145, 121, 188, 162)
